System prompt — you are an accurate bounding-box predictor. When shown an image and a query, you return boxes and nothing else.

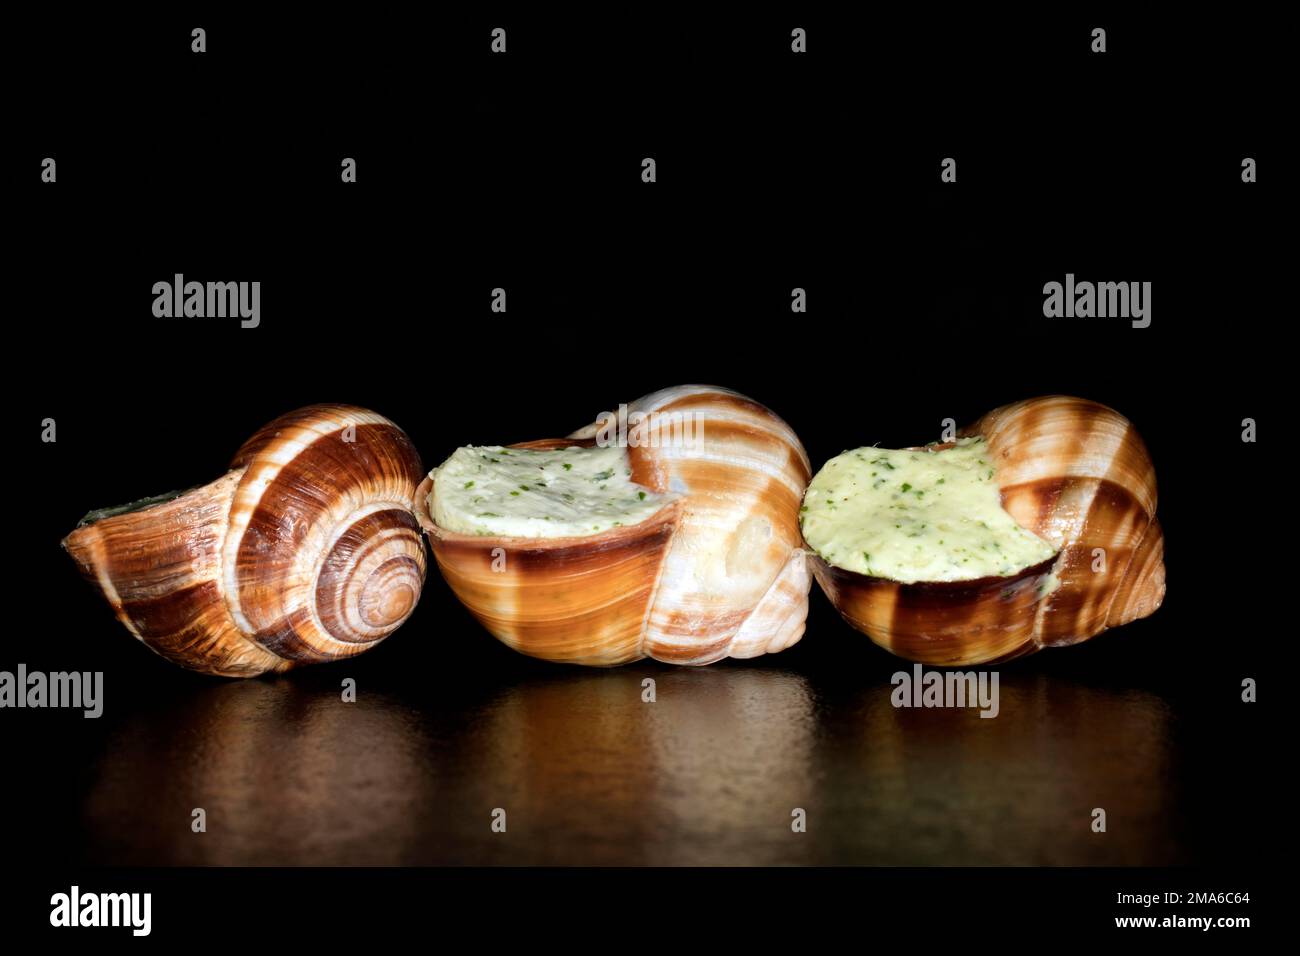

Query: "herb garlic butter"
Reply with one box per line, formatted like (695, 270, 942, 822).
(430, 444, 671, 538)
(800, 437, 1057, 583)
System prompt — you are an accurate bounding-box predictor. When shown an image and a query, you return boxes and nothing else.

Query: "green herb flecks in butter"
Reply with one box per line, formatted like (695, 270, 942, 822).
(430, 444, 670, 538)
(800, 437, 1056, 582)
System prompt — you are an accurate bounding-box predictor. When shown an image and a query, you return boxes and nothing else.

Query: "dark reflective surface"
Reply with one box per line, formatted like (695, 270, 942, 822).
(9, 589, 1258, 867)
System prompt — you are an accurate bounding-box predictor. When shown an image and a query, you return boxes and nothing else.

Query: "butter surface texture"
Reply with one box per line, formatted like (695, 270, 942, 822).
(431, 445, 669, 538)
(800, 438, 1056, 582)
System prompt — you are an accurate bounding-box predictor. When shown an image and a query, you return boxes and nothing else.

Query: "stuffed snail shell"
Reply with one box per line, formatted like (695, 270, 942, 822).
(802, 395, 1164, 665)
(62, 404, 427, 677)
(414, 385, 812, 665)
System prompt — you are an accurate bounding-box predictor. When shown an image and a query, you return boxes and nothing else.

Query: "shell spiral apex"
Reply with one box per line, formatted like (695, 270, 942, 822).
(62, 404, 427, 677)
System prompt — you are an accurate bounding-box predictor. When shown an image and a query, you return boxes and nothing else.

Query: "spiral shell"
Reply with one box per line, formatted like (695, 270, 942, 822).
(415, 385, 812, 665)
(809, 395, 1165, 665)
(62, 404, 427, 677)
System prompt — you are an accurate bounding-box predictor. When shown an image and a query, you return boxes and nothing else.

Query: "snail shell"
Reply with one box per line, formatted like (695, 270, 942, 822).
(809, 395, 1165, 665)
(414, 385, 812, 665)
(62, 404, 427, 677)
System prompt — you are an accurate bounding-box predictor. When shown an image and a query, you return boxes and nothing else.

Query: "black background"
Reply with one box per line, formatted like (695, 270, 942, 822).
(4, 6, 1279, 939)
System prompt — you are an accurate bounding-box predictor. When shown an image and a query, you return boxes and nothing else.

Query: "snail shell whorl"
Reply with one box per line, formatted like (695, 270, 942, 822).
(965, 395, 1165, 648)
(572, 385, 813, 664)
(63, 404, 426, 677)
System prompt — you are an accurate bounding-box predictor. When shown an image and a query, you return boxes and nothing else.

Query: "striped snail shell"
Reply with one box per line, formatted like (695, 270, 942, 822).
(415, 385, 812, 665)
(809, 395, 1165, 665)
(62, 405, 427, 677)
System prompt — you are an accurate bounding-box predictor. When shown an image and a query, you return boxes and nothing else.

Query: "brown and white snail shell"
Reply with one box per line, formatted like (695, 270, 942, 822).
(807, 395, 1165, 665)
(414, 385, 812, 665)
(62, 404, 427, 677)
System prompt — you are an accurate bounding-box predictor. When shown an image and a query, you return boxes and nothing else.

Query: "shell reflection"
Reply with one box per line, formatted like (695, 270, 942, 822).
(82, 679, 437, 865)
(79, 666, 1185, 865)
